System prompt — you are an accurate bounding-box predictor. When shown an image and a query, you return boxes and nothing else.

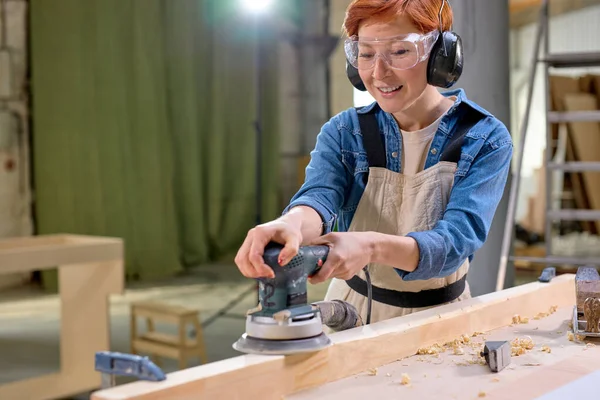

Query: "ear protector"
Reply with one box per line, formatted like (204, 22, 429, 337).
(346, 0, 463, 91)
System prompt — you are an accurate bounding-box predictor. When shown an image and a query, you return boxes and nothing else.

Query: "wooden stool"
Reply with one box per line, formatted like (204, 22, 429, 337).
(130, 301, 208, 369)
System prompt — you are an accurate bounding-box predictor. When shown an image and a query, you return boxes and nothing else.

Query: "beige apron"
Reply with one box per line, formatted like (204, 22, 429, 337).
(324, 161, 471, 324)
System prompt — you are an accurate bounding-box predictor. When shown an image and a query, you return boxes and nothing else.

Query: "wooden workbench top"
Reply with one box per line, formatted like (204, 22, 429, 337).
(290, 304, 600, 400)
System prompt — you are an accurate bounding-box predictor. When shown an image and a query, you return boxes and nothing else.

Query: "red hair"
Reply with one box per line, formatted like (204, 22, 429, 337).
(343, 0, 453, 37)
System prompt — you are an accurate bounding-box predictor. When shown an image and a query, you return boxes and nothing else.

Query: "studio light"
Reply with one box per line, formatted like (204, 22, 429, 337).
(241, 0, 273, 14)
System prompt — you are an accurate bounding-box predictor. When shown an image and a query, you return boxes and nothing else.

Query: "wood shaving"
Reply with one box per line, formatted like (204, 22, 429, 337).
(541, 345, 551, 353)
(511, 336, 535, 356)
(400, 373, 410, 385)
(567, 332, 575, 341)
(533, 305, 558, 320)
(513, 314, 529, 324)
(478, 391, 486, 397)
(491, 378, 500, 382)
(584, 343, 596, 351)
(417, 343, 446, 355)
(453, 346, 464, 355)
(472, 331, 485, 337)
(367, 368, 377, 376)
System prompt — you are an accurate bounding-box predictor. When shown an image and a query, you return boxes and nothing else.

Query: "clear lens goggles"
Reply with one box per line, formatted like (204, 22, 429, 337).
(344, 31, 439, 71)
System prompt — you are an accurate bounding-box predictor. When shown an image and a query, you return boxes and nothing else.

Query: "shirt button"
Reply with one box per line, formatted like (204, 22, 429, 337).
(392, 151, 398, 158)
(430, 148, 438, 155)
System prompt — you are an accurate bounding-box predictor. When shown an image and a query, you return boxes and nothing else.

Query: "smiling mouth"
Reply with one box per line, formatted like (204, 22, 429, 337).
(377, 85, 402, 94)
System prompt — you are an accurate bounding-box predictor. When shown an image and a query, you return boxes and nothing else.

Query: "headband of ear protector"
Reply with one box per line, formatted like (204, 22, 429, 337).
(346, 0, 463, 91)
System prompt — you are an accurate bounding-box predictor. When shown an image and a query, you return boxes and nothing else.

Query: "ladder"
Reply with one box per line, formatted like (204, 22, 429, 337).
(497, 0, 600, 291)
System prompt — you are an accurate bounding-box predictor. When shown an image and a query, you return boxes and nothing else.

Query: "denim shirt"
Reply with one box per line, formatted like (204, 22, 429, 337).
(283, 88, 513, 282)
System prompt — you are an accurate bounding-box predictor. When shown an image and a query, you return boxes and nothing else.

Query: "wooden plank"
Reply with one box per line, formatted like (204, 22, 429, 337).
(91, 274, 576, 400)
(290, 305, 600, 399)
(0, 234, 123, 273)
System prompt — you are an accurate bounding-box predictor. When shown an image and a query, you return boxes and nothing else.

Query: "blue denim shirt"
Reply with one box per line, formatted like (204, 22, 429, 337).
(283, 88, 513, 281)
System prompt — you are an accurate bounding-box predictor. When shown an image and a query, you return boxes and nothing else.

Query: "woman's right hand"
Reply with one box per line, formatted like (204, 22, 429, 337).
(234, 219, 303, 279)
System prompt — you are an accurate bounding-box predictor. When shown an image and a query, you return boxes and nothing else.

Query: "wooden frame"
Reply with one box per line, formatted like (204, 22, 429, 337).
(0, 234, 124, 400)
(91, 274, 578, 400)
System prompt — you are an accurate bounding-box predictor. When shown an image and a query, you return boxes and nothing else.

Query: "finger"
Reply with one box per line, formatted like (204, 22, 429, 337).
(309, 258, 336, 284)
(307, 233, 334, 246)
(248, 229, 275, 278)
(234, 231, 257, 278)
(278, 232, 300, 266)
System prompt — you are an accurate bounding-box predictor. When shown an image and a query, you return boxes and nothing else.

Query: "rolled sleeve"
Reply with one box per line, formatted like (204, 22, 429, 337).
(282, 119, 348, 235)
(396, 128, 513, 281)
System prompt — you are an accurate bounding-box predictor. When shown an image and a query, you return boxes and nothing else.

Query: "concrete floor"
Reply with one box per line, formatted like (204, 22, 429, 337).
(0, 262, 330, 398)
(0, 264, 539, 399)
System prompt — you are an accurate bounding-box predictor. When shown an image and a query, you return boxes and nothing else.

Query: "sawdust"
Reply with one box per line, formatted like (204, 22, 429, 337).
(478, 391, 487, 397)
(400, 373, 410, 385)
(541, 345, 551, 353)
(512, 314, 529, 324)
(511, 336, 535, 356)
(533, 305, 558, 320)
(367, 368, 377, 376)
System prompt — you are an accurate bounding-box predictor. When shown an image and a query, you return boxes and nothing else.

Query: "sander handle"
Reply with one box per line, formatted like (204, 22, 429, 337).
(262, 242, 329, 277)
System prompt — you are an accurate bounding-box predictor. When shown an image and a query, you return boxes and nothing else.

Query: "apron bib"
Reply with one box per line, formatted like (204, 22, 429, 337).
(323, 105, 482, 325)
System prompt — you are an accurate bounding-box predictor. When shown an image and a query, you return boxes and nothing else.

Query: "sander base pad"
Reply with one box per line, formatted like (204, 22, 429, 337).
(232, 332, 331, 355)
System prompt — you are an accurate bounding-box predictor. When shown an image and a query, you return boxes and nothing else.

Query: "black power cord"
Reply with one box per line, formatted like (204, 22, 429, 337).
(363, 266, 372, 325)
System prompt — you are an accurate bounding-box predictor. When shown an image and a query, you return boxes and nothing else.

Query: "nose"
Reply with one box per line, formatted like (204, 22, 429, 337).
(372, 56, 391, 80)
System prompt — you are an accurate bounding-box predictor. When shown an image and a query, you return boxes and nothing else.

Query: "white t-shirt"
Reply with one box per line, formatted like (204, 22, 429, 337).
(400, 112, 445, 176)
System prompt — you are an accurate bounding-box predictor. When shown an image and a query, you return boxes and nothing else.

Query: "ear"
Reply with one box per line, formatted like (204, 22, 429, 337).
(427, 31, 463, 88)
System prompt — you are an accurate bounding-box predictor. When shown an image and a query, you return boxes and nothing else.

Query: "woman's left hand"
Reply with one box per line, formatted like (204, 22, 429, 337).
(308, 232, 373, 284)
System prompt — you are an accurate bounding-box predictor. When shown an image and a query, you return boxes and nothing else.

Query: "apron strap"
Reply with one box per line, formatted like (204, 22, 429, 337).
(439, 107, 484, 163)
(357, 106, 386, 168)
(346, 274, 467, 308)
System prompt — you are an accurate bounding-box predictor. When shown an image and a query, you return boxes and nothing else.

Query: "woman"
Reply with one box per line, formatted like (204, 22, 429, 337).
(234, 0, 512, 324)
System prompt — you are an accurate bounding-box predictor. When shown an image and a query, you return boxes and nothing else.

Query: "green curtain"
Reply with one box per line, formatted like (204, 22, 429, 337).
(29, 0, 282, 290)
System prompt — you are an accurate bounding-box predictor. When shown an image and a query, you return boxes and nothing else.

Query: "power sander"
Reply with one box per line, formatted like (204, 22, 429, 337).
(232, 241, 368, 355)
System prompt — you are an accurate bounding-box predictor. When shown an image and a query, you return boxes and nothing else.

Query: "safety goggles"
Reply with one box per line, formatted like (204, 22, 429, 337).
(344, 31, 439, 71)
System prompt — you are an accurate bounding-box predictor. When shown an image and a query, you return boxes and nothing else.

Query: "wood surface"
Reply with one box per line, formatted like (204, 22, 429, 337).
(91, 274, 576, 400)
(291, 303, 600, 399)
(0, 234, 124, 400)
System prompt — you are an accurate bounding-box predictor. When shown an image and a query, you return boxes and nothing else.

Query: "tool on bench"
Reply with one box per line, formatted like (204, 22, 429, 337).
(572, 266, 600, 339)
(95, 351, 166, 389)
(480, 341, 511, 372)
(538, 266, 556, 283)
(232, 241, 370, 355)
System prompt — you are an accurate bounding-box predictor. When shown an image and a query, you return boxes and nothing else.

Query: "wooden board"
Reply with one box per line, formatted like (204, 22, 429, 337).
(0, 234, 124, 400)
(290, 303, 599, 399)
(91, 274, 577, 400)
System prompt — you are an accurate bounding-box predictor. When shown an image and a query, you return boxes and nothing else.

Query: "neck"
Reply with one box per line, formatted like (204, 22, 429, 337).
(392, 85, 453, 131)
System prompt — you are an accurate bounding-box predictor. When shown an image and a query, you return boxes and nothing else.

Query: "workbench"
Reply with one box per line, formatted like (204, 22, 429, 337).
(0, 234, 124, 400)
(91, 273, 598, 400)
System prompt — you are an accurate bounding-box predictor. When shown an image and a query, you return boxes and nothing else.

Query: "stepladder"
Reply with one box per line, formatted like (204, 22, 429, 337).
(497, 0, 600, 290)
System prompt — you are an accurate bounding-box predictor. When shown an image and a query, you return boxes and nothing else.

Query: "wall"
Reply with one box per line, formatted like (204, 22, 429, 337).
(0, 0, 33, 289)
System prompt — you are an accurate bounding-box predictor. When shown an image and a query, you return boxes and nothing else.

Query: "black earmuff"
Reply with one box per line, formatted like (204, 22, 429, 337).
(346, 61, 366, 91)
(426, 30, 463, 88)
